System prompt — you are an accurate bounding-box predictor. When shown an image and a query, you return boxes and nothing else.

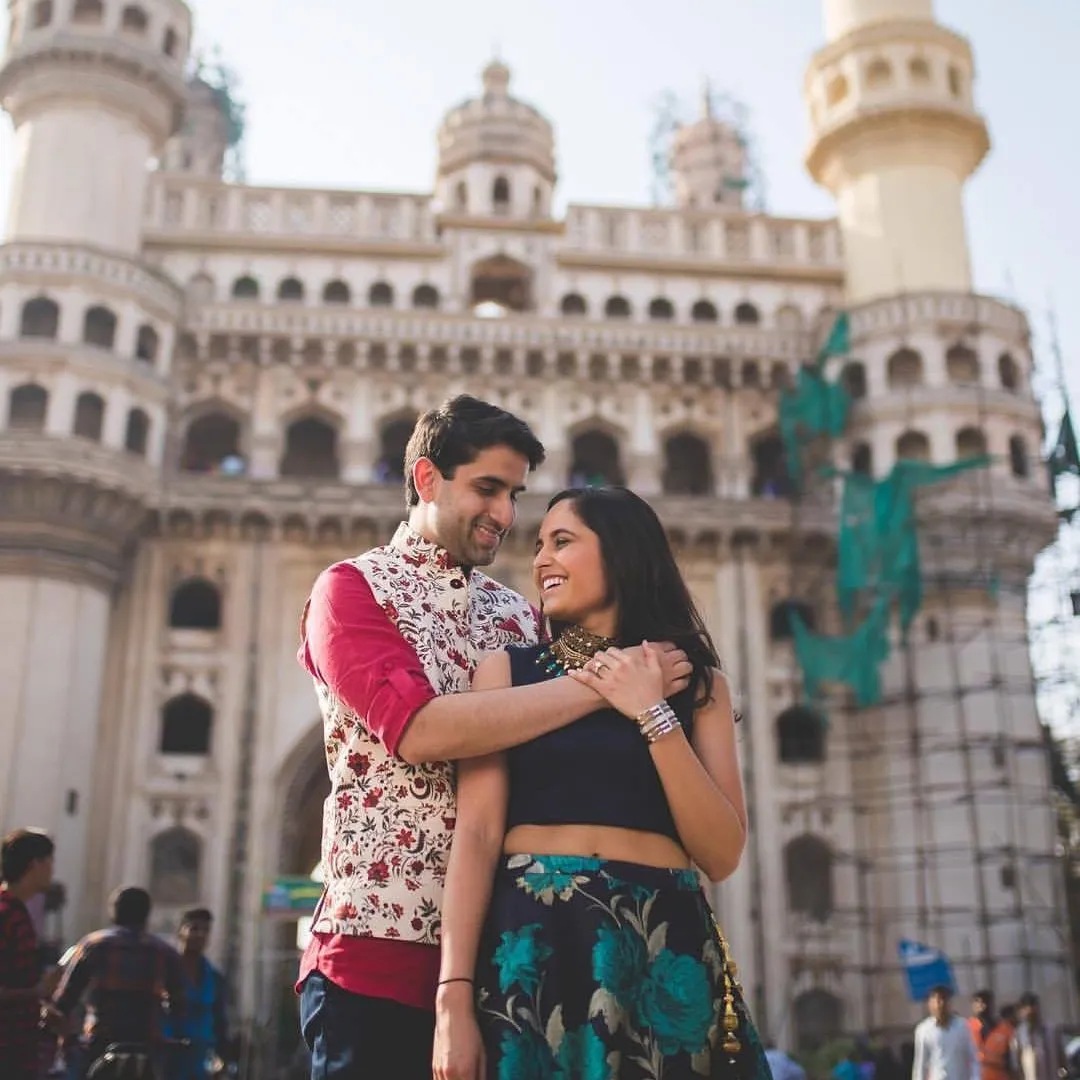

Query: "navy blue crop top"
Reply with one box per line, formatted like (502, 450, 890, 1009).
(504, 643, 697, 843)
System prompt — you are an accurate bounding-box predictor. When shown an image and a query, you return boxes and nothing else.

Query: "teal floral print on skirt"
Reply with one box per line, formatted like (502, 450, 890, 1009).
(475, 854, 774, 1080)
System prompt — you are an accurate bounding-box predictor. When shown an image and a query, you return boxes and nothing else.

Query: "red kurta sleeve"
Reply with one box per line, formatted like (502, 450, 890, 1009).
(299, 562, 437, 755)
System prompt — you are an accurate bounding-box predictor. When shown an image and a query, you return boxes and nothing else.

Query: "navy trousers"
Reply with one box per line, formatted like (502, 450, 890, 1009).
(299, 971, 435, 1080)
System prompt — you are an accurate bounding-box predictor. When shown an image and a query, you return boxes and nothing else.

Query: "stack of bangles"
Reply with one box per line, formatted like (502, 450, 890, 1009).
(634, 701, 681, 744)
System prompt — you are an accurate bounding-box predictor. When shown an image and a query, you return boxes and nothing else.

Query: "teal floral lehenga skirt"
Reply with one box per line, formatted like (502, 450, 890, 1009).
(476, 854, 773, 1080)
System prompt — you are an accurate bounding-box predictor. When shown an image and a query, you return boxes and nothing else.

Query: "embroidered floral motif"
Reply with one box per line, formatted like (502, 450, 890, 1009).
(312, 523, 539, 943)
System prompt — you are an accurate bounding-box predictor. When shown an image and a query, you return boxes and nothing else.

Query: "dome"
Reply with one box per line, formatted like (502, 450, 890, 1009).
(436, 61, 556, 182)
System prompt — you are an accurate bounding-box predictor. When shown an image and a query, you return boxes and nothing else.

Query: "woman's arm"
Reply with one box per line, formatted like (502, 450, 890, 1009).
(647, 671, 746, 881)
(571, 647, 746, 882)
(433, 650, 513, 1080)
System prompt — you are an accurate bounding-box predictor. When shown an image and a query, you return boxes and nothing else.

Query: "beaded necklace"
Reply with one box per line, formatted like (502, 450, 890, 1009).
(535, 624, 618, 677)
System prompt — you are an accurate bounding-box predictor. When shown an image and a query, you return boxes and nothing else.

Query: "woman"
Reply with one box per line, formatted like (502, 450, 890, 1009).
(433, 487, 770, 1080)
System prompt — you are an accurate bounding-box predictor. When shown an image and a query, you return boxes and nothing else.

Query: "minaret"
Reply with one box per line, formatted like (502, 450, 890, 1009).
(804, 0, 989, 301)
(0, 0, 190, 928)
(669, 84, 749, 211)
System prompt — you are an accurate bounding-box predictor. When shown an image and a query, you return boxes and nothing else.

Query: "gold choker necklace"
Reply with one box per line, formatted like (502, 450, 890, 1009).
(536, 625, 618, 677)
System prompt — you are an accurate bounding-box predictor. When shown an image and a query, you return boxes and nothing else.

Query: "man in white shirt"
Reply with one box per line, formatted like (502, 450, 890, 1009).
(913, 985, 980, 1080)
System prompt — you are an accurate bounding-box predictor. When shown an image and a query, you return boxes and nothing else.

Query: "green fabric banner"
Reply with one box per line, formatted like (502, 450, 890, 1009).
(778, 364, 851, 483)
(1049, 406, 1080, 479)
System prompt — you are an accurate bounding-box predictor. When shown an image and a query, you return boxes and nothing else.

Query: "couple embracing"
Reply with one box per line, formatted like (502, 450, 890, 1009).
(296, 395, 771, 1080)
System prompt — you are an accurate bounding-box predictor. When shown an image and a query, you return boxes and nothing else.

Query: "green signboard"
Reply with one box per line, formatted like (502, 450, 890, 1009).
(263, 876, 322, 916)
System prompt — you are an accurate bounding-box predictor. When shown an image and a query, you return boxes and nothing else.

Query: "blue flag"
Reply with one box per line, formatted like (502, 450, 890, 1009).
(898, 939, 956, 1003)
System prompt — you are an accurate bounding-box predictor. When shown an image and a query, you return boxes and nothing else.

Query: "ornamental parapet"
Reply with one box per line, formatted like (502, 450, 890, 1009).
(847, 291, 1029, 343)
(0, 241, 183, 321)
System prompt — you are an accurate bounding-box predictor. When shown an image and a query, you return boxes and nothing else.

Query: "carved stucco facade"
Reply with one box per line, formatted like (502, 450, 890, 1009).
(0, 0, 1072, 1048)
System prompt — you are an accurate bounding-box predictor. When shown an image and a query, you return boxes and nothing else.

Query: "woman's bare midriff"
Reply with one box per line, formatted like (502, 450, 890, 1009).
(503, 824, 691, 870)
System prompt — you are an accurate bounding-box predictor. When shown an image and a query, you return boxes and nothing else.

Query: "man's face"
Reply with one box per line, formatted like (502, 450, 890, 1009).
(30, 854, 54, 894)
(423, 445, 530, 567)
(929, 993, 951, 1023)
(179, 918, 211, 955)
(972, 996, 990, 1018)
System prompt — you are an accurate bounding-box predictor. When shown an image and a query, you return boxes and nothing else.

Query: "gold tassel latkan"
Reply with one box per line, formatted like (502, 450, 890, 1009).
(714, 920, 743, 1055)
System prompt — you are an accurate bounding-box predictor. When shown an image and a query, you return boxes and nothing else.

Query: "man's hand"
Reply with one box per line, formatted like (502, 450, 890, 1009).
(621, 641, 691, 697)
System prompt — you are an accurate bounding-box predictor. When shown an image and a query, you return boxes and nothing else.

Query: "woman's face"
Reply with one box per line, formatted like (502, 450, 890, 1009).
(532, 499, 616, 636)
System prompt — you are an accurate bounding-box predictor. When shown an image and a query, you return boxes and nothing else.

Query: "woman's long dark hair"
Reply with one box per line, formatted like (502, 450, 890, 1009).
(546, 486, 721, 705)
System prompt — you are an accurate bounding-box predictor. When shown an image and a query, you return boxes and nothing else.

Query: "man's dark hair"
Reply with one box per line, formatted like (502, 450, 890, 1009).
(180, 907, 213, 927)
(403, 395, 545, 508)
(1, 828, 54, 884)
(110, 886, 152, 929)
(1018, 991, 1039, 1008)
(546, 486, 721, 705)
(973, 989, 994, 1004)
(928, 985, 953, 1001)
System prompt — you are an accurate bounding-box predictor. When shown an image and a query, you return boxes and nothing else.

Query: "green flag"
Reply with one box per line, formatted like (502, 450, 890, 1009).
(1049, 407, 1080, 478)
(778, 364, 851, 482)
(815, 312, 851, 369)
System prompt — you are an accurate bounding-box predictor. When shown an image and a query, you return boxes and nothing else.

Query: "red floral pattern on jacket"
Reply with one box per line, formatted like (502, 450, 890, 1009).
(312, 523, 539, 943)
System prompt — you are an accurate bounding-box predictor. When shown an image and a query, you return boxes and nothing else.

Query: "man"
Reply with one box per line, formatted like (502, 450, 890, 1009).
(163, 909, 229, 1080)
(913, 985, 979, 1080)
(47, 886, 187, 1078)
(297, 396, 691, 1078)
(1014, 992, 1060, 1080)
(0, 828, 55, 1080)
(968, 989, 1015, 1080)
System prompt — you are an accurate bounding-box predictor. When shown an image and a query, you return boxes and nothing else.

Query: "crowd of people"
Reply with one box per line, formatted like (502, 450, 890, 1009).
(0, 828, 231, 1080)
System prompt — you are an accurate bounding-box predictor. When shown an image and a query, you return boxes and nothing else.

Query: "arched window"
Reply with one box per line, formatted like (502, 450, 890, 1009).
(71, 0, 104, 24)
(946, 343, 980, 385)
(169, 579, 222, 630)
(793, 989, 843, 1053)
(691, 299, 718, 323)
(280, 416, 339, 479)
(20, 297, 59, 338)
(896, 430, 930, 462)
(135, 324, 159, 363)
(31, 0, 53, 29)
(560, 293, 587, 317)
(777, 705, 825, 764)
(770, 599, 815, 641)
(124, 408, 150, 456)
(322, 280, 351, 305)
(605, 295, 632, 320)
(852, 441, 873, 476)
(956, 426, 987, 458)
(492, 176, 511, 214)
(998, 353, 1019, 392)
(160, 694, 213, 755)
(648, 297, 675, 321)
(368, 281, 394, 308)
(775, 304, 805, 331)
(8, 384, 48, 430)
(1008, 435, 1029, 479)
(569, 430, 624, 487)
(840, 361, 867, 400)
(825, 73, 849, 106)
(751, 434, 790, 497)
(277, 277, 305, 303)
(662, 432, 713, 495)
(232, 275, 259, 300)
(865, 58, 893, 89)
(374, 416, 416, 485)
(741, 361, 761, 389)
(887, 347, 924, 388)
(785, 834, 834, 922)
(412, 284, 439, 310)
(734, 301, 760, 326)
(909, 57, 931, 84)
(149, 827, 201, 906)
(83, 306, 116, 349)
(470, 255, 530, 312)
(454, 181, 468, 212)
(770, 362, 792, 391)
(186, 274, 214, 304)
(120, 4, 148, 33)
(181, 412, 241, 473)
(947, 64, 963, 98)
(73, 391, 105, 441)
(162, 26, 178, 57)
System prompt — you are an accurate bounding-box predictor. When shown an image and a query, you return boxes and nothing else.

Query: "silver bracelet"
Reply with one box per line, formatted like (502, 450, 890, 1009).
(635, 702, 681, 744)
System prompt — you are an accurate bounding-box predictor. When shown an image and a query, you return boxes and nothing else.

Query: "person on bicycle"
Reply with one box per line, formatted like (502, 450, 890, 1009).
(46, 886, 187, 1078)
